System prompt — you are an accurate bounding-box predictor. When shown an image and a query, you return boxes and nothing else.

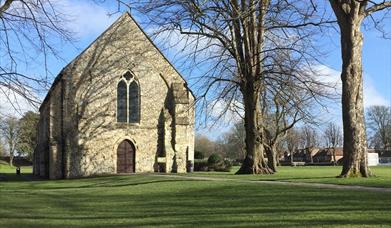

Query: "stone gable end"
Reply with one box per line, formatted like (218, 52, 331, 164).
(33, 12, 195, 179)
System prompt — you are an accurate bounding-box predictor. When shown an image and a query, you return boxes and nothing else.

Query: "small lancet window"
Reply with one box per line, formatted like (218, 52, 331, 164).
(117, 80, 127, 122)
(128, 81, 140, 123)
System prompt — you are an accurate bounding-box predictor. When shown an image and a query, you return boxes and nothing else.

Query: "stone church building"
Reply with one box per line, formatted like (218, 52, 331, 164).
(33, 13, 195, 179)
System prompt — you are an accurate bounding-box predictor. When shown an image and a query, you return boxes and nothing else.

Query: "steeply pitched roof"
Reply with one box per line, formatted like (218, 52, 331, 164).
(40, 12, 194, 110)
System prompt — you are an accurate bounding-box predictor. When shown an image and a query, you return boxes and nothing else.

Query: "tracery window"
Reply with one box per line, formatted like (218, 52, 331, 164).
(117, 71, 140, 123)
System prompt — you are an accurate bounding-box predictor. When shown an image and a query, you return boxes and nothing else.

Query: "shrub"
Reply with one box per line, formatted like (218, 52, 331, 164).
(194, 159, 208, 171)
(194, 150, 205, 159)
(207, 153, 222, 166)
(233, 159, 243, 166)
(222, 159, 233, 172)
(211, 159, 232, 172)
(207, 154, 233, 172)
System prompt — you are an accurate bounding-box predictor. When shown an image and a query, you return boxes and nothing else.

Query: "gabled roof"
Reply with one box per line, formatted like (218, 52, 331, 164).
(40, 12, 194, 111)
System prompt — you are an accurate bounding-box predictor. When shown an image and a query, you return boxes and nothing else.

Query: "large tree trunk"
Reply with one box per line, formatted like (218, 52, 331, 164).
(265, 144, 277, 172)
(236, 86, 273, 174)
(309, 147, 314, 164)
(9, 154, 14, 166)
(275, 150, 280, 166)
(290, 149, 294, 164)
(338, 17, 370, 177)
(8, 142, 14, 167)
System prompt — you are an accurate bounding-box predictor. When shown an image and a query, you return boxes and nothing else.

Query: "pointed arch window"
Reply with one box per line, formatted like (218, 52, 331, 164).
(129, 81, 140, 123)
(117, 80, 127, 122)
(117, 71, 140, 123)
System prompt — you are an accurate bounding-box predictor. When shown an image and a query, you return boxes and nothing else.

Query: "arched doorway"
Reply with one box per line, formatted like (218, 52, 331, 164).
(117, 140, 135, 173)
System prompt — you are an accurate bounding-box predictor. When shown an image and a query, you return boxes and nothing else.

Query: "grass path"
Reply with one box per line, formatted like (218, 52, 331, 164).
(153, 174, 391, 193)
(184, 166, 391, 188)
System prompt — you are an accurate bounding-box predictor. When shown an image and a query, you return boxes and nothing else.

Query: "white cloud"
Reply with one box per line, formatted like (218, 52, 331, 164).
(0, 86, 37, 118)
(314, 64, 388, 108)
(59, 0, 116, 38)
(208, 99, 242, 123)
(363, 74, 389, 107)
(195, 99, 243, 139)
(313, 65, 341, 90)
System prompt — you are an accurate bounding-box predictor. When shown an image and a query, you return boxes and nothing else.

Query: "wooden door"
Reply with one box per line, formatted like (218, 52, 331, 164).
(117, 140, 135, 173)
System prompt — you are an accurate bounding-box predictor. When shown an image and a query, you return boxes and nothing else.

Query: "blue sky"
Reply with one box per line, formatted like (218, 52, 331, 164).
(1, 0, 390, 138)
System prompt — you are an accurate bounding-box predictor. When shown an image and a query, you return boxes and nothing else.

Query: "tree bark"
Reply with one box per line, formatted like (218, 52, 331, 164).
(265, 144, 277, 172)
(337, 15, 370, 177)
(290, 149, 294, 164)
(9, 142, 14, 167)
(9, 154, 14, 166)
(309, 147, 314, 164)
(234, 0, 272, 175)
(236, 85, 273, 174)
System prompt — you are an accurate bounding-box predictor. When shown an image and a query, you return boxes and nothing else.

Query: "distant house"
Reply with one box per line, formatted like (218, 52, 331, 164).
(313, 147, 343, 163)
(376, 150, 391, 165)
(282, 147, 383, 166)
(283, 147, 320, 163)
(282, 147, 343, 165)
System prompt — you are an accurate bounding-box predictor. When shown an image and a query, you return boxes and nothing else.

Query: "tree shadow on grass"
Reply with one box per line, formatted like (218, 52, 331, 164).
(0, 173, 198, 192)
(258, 176, 335, 182)
(0, 173, 38, 182)
(1, 180, 391, 227)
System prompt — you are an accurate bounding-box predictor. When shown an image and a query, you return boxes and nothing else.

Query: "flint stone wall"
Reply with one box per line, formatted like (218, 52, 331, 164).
(33, 13, 195, 179)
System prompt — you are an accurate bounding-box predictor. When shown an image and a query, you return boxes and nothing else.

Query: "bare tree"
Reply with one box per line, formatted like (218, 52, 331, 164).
(301, 125, 319, 148)
(131, 0, 334, 174)
(327, 1, 391, 177)
(262, 90, 303, 172)
(195, 134, 217, 158)
(0, 116, 20, 166)
(299, 125, 319, 163)
(220, 121, 246, 160)
(324, 122, 342, 165)
(0, 0, 73, 112)
(285, 128, 300, 164)
(0, 137, 5, 157)
(260, 39, 335, 172)
(366, 105, 391, 150)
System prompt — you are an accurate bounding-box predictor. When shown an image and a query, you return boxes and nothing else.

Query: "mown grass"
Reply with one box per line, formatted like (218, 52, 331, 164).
(188, 166, 391, 188)
(1, 173, 391, 227)
(1, 164, 391, 227)
(0, 161, 33, 181)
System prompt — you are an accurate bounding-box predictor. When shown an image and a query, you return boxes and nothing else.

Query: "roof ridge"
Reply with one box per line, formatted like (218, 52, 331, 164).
(40, 13, 129, 109)
(40, 11, 195, 111)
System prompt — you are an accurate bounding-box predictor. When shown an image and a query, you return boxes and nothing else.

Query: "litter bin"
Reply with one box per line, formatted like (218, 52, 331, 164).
(16, 167, 21, 175)
(187, 161, 194, 173)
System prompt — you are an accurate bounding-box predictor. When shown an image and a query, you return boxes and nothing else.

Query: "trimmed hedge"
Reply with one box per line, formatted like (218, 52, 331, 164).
(194, 159, 208, 171)
(194, 150, 205, 159)
(193, 154, 233, 172)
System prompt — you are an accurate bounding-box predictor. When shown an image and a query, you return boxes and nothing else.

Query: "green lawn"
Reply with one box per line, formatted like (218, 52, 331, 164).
(1, 164, 391, 227)
(0, 161, 33, 181)
(188, 166, 391, 188)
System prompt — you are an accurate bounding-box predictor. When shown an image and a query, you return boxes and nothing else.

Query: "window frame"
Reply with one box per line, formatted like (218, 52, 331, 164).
(116, 79, 128, 123)
(116, 71, 140, 124)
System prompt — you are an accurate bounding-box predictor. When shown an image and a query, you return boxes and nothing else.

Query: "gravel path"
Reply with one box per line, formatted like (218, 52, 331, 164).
(151, 174, 391, 193)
